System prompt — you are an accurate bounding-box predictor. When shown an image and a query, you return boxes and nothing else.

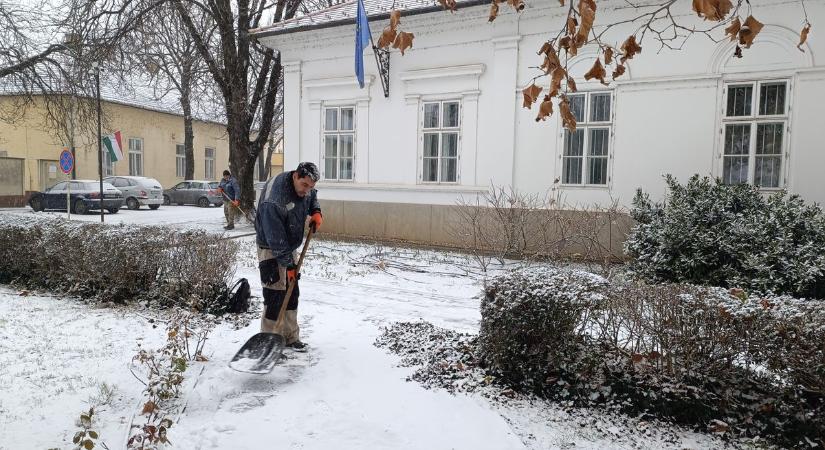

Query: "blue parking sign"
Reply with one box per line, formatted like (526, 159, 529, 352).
(59, 149, 74, 175)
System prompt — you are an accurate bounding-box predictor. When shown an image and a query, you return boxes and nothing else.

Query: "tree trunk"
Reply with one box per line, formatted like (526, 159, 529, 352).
(180, 73, 195, 180)
(257, 150, 266, 181)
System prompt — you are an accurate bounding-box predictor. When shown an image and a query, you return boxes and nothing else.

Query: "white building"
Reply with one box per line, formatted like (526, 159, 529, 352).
(253, 0, 825, 244)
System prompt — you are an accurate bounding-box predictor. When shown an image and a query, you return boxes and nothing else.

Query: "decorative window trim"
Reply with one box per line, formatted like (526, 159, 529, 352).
(718, 78, 791, 189)
(418, 99, 461, 184)
(557, 90, 614, 188)
(204, 147, 216, 180)
(128, 137, 143, 177)
(321, 105, 356, 182)
(175, 144, 186, 178)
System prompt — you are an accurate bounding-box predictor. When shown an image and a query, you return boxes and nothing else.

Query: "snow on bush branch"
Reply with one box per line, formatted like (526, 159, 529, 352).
(626, 174, 825, 299)
(0, 214, 238, 308)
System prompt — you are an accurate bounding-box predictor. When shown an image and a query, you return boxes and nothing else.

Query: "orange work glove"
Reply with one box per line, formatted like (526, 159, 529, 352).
(216, 187, 224, 193)
(232, 200, 240, 207)
(309, 211, 323, 232)
(287, 266, 299, 283)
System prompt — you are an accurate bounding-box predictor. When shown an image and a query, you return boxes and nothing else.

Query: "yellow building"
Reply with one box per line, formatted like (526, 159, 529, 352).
(0, 95, 231, 206)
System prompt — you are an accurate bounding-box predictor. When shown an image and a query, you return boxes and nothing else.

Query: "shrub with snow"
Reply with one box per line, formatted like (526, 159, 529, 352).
(478, 268, 608, 395)
(0, 215, 238, 309)
(475, 267, 825, 446)
(625, 175, 825, 299)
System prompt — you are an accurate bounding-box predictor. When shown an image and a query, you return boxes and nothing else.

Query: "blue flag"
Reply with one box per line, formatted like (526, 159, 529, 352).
(355, 0, 371, 88)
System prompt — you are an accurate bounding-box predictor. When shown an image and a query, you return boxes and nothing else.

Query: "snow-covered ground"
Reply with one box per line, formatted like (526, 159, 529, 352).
(0, 207, 734, 449)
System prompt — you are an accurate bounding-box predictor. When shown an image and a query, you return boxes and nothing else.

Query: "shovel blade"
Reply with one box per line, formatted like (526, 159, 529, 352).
(229, 332, 286, 374)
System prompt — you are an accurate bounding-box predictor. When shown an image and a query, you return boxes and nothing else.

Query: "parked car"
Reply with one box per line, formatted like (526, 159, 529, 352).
(28, 180, 124, 214)
(163, 180, 223, 207)
(103, 176, 164, 210)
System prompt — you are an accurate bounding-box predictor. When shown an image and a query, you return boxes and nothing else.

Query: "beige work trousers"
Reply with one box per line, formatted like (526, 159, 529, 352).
(257, 247, 300, 344)
(224, 202, 236, 226)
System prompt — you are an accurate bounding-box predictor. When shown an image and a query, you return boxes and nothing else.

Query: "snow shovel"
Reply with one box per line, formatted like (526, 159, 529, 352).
(228, 227, 315, 374)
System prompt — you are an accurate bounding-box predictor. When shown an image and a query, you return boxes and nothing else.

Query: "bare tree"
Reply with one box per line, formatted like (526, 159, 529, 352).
(260, 75, 283, 181)
(166, 0, 303, 208)
(123, 2, 217, 180)
(0, 0, 99, 147)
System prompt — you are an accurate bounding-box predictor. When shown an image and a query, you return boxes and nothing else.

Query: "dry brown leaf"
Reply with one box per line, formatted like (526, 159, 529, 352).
(798, 23, 811, 52)
(558, 0, 564, 5)
(580, 0, 596, 11)
(584, 58, 608, 85)
(377, 26, 397, 48)
(522, 83, 543, 109)
(576, 1, 595, 48)
(692, 0, 733, 21)
(549, 67, 566, 97)
(612, 63, 626, 80)
(566, 76, 578, 93)
(567, 15, 578, 36)
(438, 0, 458, 12)
(539, 42, 562, 74)
(559, 36, 577, 56)
(489, 0, 499, 22)
(390, 10, 401, 29)
(620, 35, 642, 63)
(535, 95, 554, 122)
(738, 15, 764, 49)
(725, 16, 741, 42)
(708, 419, 730, 434)
(559, 95, 577, 131)
(537, 41, 552, 55)
(603, 47, 613, 65)
(392, 31, 415, 55)
(507, 0, 525, 12)
(142, 401, 158, 415)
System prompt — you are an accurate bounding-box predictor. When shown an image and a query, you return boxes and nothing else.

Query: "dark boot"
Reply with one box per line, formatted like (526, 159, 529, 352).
(287, 341, 308, 352)
(224, 224, 234, 230)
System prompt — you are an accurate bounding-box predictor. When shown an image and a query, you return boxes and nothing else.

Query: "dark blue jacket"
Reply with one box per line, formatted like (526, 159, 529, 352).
(255, 171, 321, 267)
(219, 176, 240, 201)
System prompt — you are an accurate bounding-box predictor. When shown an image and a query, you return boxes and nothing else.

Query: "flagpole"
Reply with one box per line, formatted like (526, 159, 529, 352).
(94, 62, 104, 223)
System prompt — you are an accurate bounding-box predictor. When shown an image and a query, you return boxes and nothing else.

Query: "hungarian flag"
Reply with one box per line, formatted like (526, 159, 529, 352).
(102, 131, 124, 162)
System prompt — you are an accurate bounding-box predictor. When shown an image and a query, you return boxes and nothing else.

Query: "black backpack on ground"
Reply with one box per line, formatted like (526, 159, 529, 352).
(225, 278, 251, 314)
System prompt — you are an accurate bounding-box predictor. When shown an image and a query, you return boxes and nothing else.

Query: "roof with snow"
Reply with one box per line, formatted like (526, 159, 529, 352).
(251, 0, 487, 37)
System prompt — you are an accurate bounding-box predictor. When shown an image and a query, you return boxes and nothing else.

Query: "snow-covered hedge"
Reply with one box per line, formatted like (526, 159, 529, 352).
(626, 175, 825, 299)
(479, 268, 825, 446)
(478, 268, 608, 394)
(0, 214, 238, 308)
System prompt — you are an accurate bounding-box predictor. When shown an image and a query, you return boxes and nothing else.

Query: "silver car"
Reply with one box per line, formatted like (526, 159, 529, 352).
(163, 180, 223, 207)
(103, 176, 164, 210)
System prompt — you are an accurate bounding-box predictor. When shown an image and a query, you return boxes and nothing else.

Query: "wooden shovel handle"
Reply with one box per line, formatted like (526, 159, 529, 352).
(273, 227, 314, 328)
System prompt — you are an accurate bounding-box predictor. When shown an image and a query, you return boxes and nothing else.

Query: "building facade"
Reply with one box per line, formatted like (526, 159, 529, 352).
(253, 0, 825, 246)
(0, 96, 231, 206)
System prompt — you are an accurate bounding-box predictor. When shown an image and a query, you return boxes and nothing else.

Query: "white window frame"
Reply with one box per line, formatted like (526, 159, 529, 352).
(419, 99, 461, 184)
(128, 137, 143, 176)
(720, 79, 790, 189)
(102, 150, 114, 177)
(204, 147, 215, 180)
(559, 91, 613, 187)
(175, 144, 186, 178)
(321, 105, 356, 181)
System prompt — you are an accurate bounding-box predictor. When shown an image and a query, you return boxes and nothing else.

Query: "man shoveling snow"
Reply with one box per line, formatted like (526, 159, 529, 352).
(254, 162, 322, 351)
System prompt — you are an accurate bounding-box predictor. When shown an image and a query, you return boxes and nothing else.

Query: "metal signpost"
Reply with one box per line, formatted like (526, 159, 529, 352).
(59, 148, 74, 219)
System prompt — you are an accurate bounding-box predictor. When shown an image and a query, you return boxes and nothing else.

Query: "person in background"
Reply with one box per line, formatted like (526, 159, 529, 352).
(217, 169, 240, 230)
